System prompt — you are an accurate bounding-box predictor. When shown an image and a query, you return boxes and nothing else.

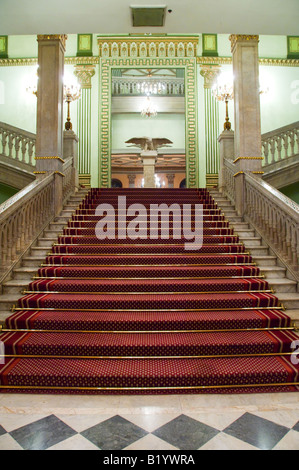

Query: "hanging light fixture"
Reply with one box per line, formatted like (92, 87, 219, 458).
(140, 94, 157, 118)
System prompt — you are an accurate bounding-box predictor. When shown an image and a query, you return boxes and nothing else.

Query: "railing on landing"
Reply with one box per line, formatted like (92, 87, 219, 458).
(0, 121, 36, 170)
(261, 121, 299, 167)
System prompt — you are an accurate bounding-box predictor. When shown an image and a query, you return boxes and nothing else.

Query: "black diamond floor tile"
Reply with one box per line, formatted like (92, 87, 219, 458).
(0, 425, 6, 437)
(223, 412, 290, 450)
(152, 414, 219, 450)
(9, 414, 77, 450)
(80, 415, 148, 450)
(293, 421, 299, 432)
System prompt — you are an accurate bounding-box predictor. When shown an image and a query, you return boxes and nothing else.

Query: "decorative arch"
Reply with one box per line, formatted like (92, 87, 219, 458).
(97, 36, 199, 188)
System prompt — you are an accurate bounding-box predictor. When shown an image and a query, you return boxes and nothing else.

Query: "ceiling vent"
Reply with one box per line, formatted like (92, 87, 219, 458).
(130, 6, 167, 27)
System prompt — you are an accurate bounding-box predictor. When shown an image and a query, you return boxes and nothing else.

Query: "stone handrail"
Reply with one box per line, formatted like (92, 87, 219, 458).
(244, 172, 299, 279)
(112, 76, 185, 97)
(261, 121, 299, 166)
(222, 158, 236, 204)
(0, 121, 36, 168)
(0, 173, 55, 275)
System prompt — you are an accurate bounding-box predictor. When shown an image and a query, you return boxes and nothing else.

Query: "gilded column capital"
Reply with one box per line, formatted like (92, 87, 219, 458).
(199, 65, 221, 89)
(74, 64, 96, 89)
(37, 34, 67, 50)
(229, 34, 259, 53)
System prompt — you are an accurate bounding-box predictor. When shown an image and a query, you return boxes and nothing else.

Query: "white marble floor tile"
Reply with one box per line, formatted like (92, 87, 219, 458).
(273, 430, 299, 450)
(124, 433, 178, 451)
(0, 433, 23, 450)
(55, 413, 116, 433)
(183, 411, 245, 431)
(47, 433, 100, 450)
(116, 395, 182, 415)
(250, 409, 299, 429)
(200, 432, 259, 450)
(118, 412, 181, 433)
(0, 413, 50, 433)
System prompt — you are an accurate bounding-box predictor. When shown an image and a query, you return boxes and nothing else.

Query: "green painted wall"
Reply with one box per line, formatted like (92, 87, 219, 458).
(279, 183, 299, 205)
(111, 113, 185, 150)
(0, 183, 19, 204)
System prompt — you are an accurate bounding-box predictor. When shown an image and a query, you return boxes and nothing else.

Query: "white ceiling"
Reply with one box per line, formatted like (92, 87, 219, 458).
(1, 0, 299, 36)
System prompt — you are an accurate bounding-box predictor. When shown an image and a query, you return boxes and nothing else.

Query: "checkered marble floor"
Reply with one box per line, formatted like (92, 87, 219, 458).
(0, 392, 299, 450)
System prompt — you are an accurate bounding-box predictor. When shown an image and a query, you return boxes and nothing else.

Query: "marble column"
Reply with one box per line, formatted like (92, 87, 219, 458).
(167, 173, 175, 188)
(229, 35, 263, 215)
(35, 34, 67, 215)
(127, 173, 136, 188)
(74, 64, 96, 187)
(200, 65, 221, 187)
(141, 151, 157, 188)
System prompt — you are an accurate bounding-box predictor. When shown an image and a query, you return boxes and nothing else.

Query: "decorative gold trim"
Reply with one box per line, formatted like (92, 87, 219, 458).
(0, 383, 297, 392)
(12, 307, 283, 312)
(233, 171, 244, 177)
(54, 171, 65, 177)
(1, 56, 298, 68)
(252, 171, 265, 174)
(37, 34, 68, 50)
(33, 171, 46, 174)
(1, 326, 291, 334)
(233, 157, 263, 163)
(35, 156, 65, 163)
(0, 352, 295, 360)
(22, 290, 273, 295)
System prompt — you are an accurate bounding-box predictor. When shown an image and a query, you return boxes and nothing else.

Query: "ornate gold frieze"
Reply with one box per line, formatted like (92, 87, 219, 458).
(97, 36, 199, 58)
(37, 34, 68, 50)
(229, 34, 259, 52)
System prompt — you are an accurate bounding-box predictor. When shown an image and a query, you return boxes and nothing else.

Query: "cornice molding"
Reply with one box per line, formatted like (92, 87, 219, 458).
(0, 56, 298, 67)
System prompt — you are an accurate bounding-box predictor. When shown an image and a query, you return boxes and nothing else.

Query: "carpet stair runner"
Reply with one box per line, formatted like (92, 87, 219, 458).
(0, 188, 298, 395)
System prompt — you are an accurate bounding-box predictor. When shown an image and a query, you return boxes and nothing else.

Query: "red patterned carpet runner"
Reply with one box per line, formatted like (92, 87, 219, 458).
(0, 188, 298, 395)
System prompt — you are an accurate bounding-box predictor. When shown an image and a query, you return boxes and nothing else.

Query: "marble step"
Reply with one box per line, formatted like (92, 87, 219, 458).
(239, 236, 262, 247)
(246, 245, 269, 256)
(35, 238, 56, 248)
(22, 256, 45, 267)
(0, 294, 19, 312)
(260, 266, 287, 279)
(30, 247, 52, 258)
(267, 278, 297, 293)
(275, 293, 299, 309)
(2, 279, 29, 295)
(251, 255, 277, 266)
(13, 267, 39, 280)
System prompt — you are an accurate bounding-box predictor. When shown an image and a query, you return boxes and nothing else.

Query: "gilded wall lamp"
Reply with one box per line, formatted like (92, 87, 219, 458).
(63, 81, 81, 130)
(212, 74, 234, 131)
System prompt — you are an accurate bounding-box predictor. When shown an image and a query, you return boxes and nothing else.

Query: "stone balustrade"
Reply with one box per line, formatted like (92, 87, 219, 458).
(0, 173, 55, 275)
(244, 172, 299, 274)
(0, 121, 36, 169)
(261, 121, 299, 166)
(112, 76, 185, 97)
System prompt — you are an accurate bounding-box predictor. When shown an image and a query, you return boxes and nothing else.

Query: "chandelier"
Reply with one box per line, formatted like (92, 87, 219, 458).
(140, 95, 157, 118)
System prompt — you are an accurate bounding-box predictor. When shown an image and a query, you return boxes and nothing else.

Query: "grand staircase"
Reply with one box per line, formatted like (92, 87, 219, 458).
(0, 188, 298, 395)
